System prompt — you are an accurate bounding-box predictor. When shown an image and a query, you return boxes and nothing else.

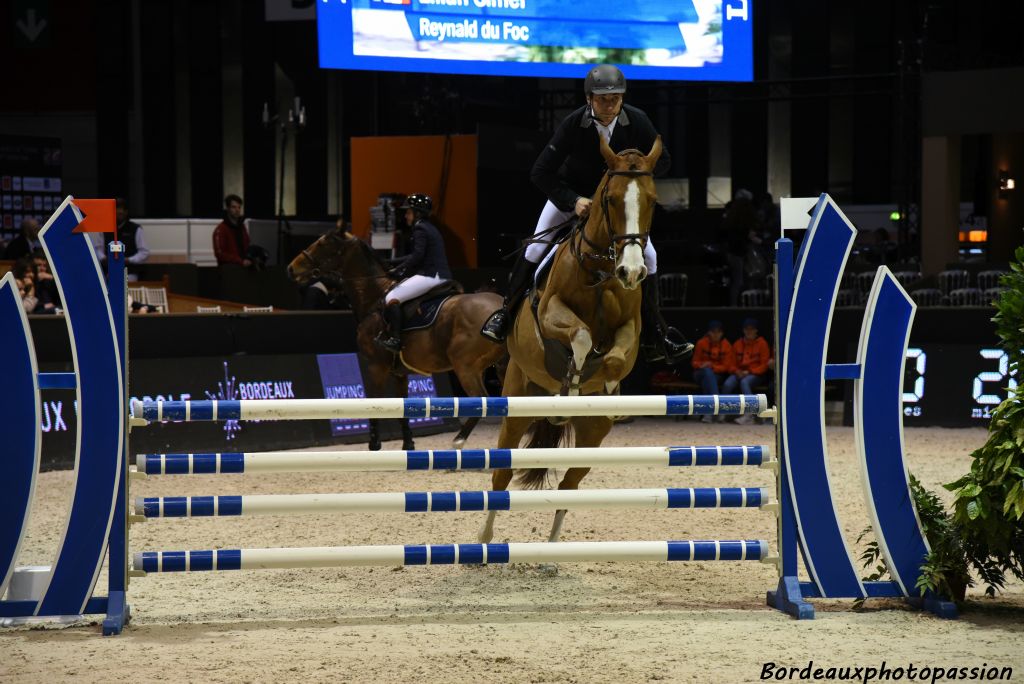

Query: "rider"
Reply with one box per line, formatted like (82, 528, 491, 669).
(375, 193, 452, 353)
(479, 64, 694, 364)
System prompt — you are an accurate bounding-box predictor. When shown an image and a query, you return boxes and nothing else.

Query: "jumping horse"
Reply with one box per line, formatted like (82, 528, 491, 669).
(288, 232, 506, 451)
(480, 135, 662, 546)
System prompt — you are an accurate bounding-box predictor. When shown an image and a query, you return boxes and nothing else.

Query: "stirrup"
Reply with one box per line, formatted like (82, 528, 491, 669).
(375, 333, 402, 353)
(480, 309, 508, 342)
(660, 327, 694, 365)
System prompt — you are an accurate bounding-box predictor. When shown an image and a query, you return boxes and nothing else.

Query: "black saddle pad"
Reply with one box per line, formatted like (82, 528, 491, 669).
(399, 280, 463, 332)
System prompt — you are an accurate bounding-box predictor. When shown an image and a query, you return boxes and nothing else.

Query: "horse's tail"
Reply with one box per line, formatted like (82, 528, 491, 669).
(514, 420, 575, 490)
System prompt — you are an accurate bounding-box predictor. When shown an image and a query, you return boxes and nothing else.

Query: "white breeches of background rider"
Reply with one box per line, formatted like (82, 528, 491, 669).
(385, 274, 444, 303)
(524, 200, 658, 274)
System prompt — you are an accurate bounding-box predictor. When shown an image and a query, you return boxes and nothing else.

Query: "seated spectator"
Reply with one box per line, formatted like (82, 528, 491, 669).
(13, 256, 57, 314)
(93, 198, 150, 280)
(691, 320, 734, 423)
(723, 317, 772, 425)
(213, 194, 253, 266)
(4, 218, 41, 261)
(31, 248, 60, 307)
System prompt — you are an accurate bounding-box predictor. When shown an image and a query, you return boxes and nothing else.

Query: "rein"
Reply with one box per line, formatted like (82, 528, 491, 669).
(299, 232, 394, 321)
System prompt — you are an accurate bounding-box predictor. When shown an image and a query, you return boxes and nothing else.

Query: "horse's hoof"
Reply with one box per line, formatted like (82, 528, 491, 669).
(369, 441, 382, 452)
(452, 436, 466, 449)
(548, 416, 569, 426)
(402, 441, 415, 451)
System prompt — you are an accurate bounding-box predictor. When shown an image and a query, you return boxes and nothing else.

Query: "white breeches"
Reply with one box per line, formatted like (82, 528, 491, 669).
(525, 200, 658, 274)
(385, 274, 444, 303)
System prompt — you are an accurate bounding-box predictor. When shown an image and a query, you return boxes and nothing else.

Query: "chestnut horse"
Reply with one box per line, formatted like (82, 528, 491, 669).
(479, 136, 662, 546)
(288, 231, 505, 451)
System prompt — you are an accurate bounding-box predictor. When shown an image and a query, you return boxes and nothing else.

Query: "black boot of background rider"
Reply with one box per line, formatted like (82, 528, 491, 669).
(375, 302, 403, 353)
(480, 255, 537, 342)
(640, 277, 695, 365)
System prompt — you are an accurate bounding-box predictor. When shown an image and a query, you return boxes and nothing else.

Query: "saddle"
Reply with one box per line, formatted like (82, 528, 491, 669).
(398, 280, 463, 332)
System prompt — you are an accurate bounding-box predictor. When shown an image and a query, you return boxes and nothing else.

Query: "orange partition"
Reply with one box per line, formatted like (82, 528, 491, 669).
(350, 134, 478, 268)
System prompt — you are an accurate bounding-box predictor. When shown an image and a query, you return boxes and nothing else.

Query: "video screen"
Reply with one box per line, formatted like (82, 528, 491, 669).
(317, 0, 753, 82)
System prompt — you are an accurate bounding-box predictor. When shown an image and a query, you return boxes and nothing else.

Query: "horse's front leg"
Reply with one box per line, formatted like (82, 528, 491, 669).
(601, 319, 639, 395)
(393, 373, 416, 451)
(368, 419, 382, 451)
(539, 293, 591, 396)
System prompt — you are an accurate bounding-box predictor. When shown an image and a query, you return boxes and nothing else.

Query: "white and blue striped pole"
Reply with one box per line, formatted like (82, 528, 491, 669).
(131, 394, 770, 424)
(136, 445, 772, 475)
(133, 539, 770, 572)
(135, 487, 772, 518)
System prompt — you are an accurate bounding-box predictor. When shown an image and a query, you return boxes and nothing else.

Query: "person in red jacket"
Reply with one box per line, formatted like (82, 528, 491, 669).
(691, 320, 735, 422)
(724, 317, 772, 424)
(213, 194, 251, 266)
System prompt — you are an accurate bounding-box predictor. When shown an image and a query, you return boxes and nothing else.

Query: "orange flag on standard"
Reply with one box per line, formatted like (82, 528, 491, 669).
(71, 199, 116, 233)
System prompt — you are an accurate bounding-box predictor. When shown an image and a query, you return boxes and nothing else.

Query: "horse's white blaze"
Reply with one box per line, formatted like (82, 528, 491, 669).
(620, 180, 645, 286)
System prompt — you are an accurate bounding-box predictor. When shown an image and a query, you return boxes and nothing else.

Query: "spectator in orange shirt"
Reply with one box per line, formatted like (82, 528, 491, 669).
(691, 320, 734, 423)
(724, 317, 772, 424)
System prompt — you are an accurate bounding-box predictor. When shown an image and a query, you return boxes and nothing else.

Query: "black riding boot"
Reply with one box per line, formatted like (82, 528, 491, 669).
(480, 255, 537, 342)
(375, 302, 403, 353)
(640, 277, 694, 365)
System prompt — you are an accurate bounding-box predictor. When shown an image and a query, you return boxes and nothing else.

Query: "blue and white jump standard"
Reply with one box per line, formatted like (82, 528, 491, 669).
(0, 194, 957, 636)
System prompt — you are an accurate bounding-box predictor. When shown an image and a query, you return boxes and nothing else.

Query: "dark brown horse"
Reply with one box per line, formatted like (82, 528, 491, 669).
(479, 136, 662, 546)
(288, 230, 506, 451)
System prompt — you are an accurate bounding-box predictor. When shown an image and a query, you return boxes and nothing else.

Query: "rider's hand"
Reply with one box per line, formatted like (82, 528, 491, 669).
(574, 197, 592, 217)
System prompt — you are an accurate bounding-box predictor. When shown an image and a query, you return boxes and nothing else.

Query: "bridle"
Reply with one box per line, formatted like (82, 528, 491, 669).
(297, 231, 392, 288)
(572, 167, 653, 280)
(297, 231, 349, 284)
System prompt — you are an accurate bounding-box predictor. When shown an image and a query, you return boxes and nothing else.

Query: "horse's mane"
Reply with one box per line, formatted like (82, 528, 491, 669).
(345, 231, 389, 276)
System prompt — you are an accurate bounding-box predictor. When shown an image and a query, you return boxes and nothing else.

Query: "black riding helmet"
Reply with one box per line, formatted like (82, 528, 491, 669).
(400, 193, 433, 215)
(584, 64, 627, 97)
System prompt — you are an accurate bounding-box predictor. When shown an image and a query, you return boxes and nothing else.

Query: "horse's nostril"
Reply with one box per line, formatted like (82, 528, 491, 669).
(616, 266, 628, 280)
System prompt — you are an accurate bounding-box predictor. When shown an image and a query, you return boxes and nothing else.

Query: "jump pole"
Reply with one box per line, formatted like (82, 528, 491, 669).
(131, 394, 771, 423)
(134, 487, 773, 518)
(135, 445, 773, 475)
(133, 540, 771, 572)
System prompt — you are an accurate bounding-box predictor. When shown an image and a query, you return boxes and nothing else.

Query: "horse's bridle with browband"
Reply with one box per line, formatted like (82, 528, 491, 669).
(572, 167, 654, 279)
(297, 231, 392, 288)
(297, 230, 349, 284)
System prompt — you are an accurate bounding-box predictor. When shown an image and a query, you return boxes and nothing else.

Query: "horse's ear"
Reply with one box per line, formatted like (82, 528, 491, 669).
(645, 136, 663, 168)
(599, 133, 618, 168)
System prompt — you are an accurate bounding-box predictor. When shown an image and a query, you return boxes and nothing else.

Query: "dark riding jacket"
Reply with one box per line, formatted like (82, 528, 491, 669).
(391, 219, 452, 280)
(531, 104, 672, 213)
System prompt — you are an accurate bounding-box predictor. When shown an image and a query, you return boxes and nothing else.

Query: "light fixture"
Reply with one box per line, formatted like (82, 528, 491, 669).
(999, 170, 1015, 198)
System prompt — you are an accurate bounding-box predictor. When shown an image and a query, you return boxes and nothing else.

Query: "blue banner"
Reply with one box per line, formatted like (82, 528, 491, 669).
(319, 0, 753, 82)
(316, 352, 443, 436)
